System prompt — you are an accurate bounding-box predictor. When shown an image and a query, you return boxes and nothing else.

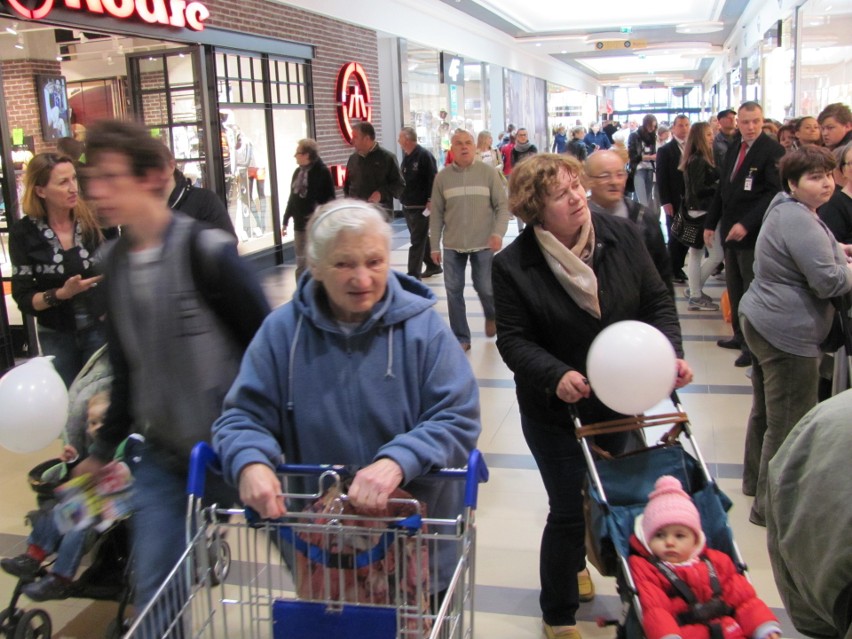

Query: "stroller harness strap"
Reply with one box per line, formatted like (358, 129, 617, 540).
(647, 555, 735, 639)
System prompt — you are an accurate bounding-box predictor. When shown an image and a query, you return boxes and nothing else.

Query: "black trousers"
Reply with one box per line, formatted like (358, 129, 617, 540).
(403, 206, 439, 279)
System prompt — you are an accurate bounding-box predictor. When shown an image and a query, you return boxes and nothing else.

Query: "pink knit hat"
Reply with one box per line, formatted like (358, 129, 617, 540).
(641, 475, 702, 541)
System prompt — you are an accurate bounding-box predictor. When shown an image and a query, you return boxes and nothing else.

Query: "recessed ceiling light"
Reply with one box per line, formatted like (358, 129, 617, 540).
(6, 22, 18, 36)
(535, 43, 541, 47)
(561, 50, 567, 54)
(675, 21, 724, 34)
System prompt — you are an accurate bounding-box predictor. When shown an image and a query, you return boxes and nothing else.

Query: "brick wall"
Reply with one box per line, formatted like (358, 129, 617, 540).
(1, 59, 62, 155)
(203, 0, 381, 170)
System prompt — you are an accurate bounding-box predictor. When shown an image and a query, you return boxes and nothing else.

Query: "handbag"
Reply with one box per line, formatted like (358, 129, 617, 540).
(670, 207, 706, 249)
(820, 293, 852, 353)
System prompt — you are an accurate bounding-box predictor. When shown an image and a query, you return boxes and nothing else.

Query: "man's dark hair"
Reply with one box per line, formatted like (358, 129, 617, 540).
(85, 119, 170, 177)
(352, 121, 376, 140)
(779, 146, 836, 193)
(739, 101, 763, 114)
(817, 103, 852, 126)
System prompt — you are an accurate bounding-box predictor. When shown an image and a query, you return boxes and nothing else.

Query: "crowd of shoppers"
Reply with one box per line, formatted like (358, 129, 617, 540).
(4, 98, 852, 639)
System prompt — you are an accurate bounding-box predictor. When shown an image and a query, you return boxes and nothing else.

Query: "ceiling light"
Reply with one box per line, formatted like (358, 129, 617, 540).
(675, 21, 724, 34)
(6, 22, 18, 36)
(107, 56, 114, 66)
(56, 55, 62, 61)
(14, 35, 23, 50)
(535, 43, 541, 47)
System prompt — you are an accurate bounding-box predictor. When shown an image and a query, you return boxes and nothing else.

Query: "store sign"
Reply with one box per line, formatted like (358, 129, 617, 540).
(6, 0, 210, 31)
(335, 62, 372, 145)
(440, 53, 464, 86)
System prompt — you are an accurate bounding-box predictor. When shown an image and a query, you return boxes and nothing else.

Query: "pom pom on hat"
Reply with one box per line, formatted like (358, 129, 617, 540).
(641, 475, 702, 542)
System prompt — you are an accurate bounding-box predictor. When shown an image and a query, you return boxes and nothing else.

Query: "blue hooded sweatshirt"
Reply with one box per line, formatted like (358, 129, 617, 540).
(213, 271, 481, 587)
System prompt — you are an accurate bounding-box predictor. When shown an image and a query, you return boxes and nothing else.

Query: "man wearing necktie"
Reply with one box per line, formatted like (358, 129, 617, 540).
(704, 102, 785, 367)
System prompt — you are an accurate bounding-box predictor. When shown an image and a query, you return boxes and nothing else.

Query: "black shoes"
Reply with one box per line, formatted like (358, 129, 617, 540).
(734, 351, 753, 367)
(717, 337, 742, 350)
(1, 554, 41, 581)
(672, 270, 687, 284)
(421, 266, 443, 278)
(22, 574, 73, 601)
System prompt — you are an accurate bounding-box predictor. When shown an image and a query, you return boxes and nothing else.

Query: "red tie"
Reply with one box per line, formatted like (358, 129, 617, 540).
(732, 141, 748, 178)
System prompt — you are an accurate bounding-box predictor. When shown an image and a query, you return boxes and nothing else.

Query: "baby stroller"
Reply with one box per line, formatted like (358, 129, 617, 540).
(578, 392, 747, 639)
(0, 346, 133, 639)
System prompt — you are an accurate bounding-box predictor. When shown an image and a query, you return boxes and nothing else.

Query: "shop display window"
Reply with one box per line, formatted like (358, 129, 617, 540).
(216, 50, 310, 253)
(796, 0, 851, 116)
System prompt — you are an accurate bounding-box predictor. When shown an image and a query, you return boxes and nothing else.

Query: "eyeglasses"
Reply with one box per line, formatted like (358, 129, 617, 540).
(588, 172, 628, 181)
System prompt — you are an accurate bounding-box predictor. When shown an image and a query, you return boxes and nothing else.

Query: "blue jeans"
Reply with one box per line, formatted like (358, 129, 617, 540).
(442, 248, 495, 344)
(521, 413, 628, 626)
(30, 510, 92, 579)
(38, 323, 106, 388)
(129, 443, 236, 611)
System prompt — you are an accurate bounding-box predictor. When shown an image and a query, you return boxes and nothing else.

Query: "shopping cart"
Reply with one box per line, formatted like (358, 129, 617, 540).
(123, 442, 489, 639)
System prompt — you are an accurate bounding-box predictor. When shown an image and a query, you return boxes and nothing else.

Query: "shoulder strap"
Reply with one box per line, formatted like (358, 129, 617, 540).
(647, 554, 698, 604)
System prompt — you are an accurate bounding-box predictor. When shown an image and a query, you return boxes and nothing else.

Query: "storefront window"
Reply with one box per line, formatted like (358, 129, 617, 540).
(216, 50, 310, 252)
(797, 0, 851, 116)
(760, 18, 794, 122)
(547, 83, 598, 147)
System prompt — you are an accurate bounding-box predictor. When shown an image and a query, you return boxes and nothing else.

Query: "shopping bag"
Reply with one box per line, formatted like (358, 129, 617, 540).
(721, 290, 732, 323)
(289, 484, 432, 634)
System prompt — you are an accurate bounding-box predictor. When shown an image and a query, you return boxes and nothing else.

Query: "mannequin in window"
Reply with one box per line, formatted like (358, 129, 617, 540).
(233, 132, 265, 238)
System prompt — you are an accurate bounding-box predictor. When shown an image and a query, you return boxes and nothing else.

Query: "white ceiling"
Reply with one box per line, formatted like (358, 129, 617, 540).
(439, 0, 751, 86)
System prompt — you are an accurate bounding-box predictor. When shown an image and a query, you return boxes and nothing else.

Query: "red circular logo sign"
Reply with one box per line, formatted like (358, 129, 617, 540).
(8, 0, 54, 20)
(336, 62, 372, 145)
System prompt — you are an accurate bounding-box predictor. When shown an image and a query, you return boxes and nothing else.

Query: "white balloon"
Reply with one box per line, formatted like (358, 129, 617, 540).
(0, 357, 69, 454)
(587, 321, 677, 415)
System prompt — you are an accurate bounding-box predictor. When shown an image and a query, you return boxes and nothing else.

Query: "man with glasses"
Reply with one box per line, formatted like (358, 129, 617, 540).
(585, 150, 674, 296)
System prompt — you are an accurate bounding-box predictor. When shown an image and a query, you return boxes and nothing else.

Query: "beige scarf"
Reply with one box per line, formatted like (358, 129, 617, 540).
(534, 222, 601, 319)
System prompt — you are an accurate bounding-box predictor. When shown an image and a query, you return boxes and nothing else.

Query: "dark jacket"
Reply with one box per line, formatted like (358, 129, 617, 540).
(684, 155, 720, 212)
(283, 159, 335, 232)
(168, 169, 235, 237)
(624, 198, 674, 297)
(584, 131, 612, 151)
(655, 140, 684, 213)
(818, 188, 852, 244)
(713, 131, 735, 172)
(9, 216, 105, 332)
(493, 213, 683, 426)
(400, 144, 437, 207)
(94, 214, 270, 468)
(511, 144, 538, 167)
(705, 132, 784, 250)
(343, 143, 404, 213)
(628, 130, 657, 173)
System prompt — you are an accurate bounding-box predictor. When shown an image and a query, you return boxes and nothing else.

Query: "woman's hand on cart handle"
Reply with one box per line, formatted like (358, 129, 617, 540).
(556, 370, 591, 404)
(674, 359, 693, 389)
(239, 463, 286, 519)
(348, 458, 404, 513)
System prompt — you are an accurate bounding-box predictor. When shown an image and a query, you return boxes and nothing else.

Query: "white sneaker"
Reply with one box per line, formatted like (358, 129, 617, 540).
(688, 296, 720, 311)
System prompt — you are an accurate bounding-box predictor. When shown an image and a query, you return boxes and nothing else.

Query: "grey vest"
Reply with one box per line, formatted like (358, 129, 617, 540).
(106, 215, 243, 469)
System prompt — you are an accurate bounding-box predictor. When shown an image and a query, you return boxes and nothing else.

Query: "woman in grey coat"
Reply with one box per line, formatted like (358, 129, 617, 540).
(740, 146, 852, 525)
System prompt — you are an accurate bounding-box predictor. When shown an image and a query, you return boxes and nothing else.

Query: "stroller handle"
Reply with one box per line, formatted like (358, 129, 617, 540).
(570, 391, 688, 442)
(187, 442, 490, 509)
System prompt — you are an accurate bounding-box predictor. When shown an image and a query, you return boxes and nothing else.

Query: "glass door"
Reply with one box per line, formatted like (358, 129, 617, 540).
(126, 47, 208, 187)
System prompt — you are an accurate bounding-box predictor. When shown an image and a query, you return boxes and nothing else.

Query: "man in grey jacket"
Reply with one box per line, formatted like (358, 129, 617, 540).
(430, 129, 510, 351)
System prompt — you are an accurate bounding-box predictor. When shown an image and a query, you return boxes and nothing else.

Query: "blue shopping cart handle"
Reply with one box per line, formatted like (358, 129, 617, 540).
(187, 443, 489, 506)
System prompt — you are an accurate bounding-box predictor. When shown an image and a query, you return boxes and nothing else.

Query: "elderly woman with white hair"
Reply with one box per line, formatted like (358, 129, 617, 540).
(212, 199, 481, 587)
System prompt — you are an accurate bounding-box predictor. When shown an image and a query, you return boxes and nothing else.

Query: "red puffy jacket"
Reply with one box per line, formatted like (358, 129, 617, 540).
(628, 535, 778, 639)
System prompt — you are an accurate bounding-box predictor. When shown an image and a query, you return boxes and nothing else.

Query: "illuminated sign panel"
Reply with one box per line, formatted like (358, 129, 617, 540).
(335, 62, 372, 145)
(7, 0, 210, 31)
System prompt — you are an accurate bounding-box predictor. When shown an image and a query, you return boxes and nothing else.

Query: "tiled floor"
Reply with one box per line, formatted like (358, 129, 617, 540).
(0, 220, 801, 638)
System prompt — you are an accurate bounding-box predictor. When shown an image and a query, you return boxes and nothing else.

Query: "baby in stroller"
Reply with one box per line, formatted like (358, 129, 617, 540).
(628, 476, 781, 639)
(0, 391, 129, 601)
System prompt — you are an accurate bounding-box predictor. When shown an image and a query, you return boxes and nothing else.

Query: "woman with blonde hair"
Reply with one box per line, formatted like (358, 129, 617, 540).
(10, 153, 106, 386)
(476, 130, 503, 171)
(678, 121, 723, 310)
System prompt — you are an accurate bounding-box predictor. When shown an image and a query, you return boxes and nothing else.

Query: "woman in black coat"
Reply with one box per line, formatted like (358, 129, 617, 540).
(283, 138, 335, 281)
(492, 153, 692, 639)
